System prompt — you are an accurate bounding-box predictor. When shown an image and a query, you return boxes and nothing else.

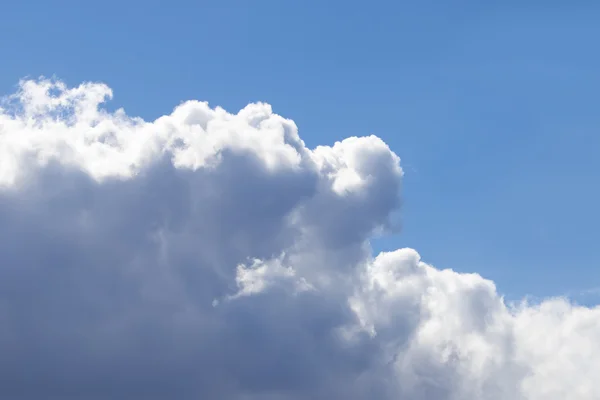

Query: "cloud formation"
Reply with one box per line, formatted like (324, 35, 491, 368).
(0, 78, 598, 399)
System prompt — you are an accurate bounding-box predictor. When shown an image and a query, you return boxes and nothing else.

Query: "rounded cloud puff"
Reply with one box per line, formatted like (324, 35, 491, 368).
(0, 78, 598, 399)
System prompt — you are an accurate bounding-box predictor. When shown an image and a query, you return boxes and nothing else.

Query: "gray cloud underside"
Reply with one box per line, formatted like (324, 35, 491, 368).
(0, 79, 598, 400)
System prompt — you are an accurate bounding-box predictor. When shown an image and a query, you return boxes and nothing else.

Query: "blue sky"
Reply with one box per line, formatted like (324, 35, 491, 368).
(2, 0, 599, 303)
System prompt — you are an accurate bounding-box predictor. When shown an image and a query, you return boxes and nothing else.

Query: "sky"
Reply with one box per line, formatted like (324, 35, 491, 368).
(1, 1, 600, 399)
(3, 0, 599, 301)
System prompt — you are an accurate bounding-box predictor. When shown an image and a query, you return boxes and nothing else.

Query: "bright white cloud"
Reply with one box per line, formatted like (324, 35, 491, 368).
(0, 78, 598, 399)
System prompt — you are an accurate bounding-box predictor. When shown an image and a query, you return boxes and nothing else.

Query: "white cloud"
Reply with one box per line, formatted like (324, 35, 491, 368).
(0, 78, 598, 399)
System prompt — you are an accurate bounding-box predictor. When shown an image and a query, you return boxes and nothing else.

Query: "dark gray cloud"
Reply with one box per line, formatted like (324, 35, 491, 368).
(0, 78, 598, 400)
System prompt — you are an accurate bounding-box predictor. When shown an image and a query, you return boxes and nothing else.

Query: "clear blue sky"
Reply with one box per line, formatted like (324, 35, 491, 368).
(2, 0, 599, 303)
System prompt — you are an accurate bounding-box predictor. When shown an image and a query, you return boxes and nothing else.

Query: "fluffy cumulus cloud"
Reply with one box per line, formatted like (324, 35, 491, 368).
(0, 78, 598, 400)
